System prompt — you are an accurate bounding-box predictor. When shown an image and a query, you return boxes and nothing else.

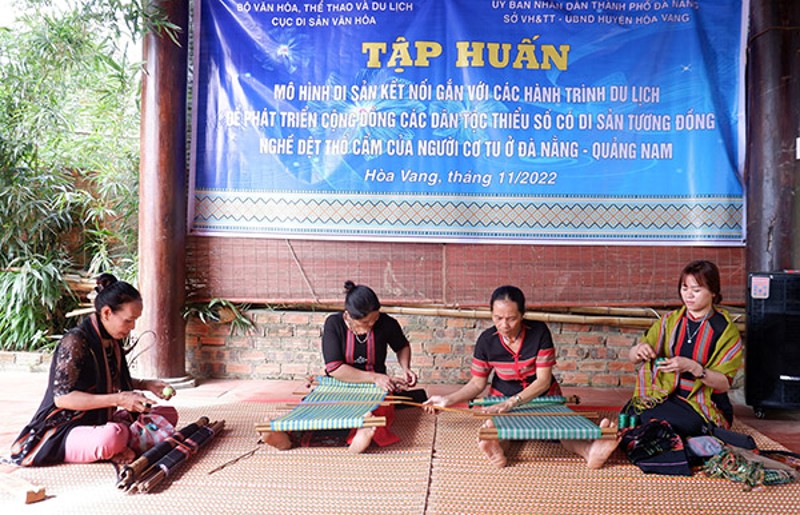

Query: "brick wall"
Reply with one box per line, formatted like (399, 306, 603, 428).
(185, 308, 646, 388)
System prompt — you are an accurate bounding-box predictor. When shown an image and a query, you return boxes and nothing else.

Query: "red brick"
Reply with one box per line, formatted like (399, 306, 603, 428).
(254, 363, 282, 376)
(406, 330, 432, 341)
(226, 362, 253, 375)
(433, 357, 464, 368)
(620, 375, 638, 387)
(238, 350, 266, 361)
(608, 361, 636, 373)
(553, 334, 578, 346)
(283, 313, 312, 324)
(447, 318, 478, 328)
(579, 361, 607, 372)
(199, 336, 227, 346)
(226, 336, 251, 349)
(561, 323, 592, 333)
(185, 319, 210, 335)
(556, 359, 578, 371)
(576, 334, 605, 346)
(591, 374, 621, 387)
(560, 347, 589, 359)
(560, 372, 591, 385)
(606, 334, 636, 348)
(425, 343, 453, 354)
(282, 363, 311, 376)
(254, 312, 283, 324)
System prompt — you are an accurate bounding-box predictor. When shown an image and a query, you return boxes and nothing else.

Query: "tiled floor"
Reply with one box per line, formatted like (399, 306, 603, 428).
(1, 371, 799, 459)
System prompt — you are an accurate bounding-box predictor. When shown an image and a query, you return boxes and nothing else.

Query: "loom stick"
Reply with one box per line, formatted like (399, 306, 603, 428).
(132, 420, 224, 493)
(281, 400, 389, 409)
(255, 415, 387, 435)
(478, 425, 618, 440)
(395, 401, 475, 415)
(116, 416, 210, 491)
(473, 411, 599, 419)
(469, 394, 581, 407)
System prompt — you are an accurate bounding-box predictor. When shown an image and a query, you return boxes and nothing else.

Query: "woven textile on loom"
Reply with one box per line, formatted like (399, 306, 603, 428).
(269, 376, 387, 431)
(491, 404, 603, 440)
(470, 395, 569, 407)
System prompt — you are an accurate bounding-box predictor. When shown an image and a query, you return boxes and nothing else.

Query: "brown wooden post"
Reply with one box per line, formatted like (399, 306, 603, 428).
(137, 0, 193, 384)
(746, 0, 800, 273)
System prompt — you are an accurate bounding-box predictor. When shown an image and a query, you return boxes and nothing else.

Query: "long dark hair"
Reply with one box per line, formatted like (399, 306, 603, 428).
(343, 280, 381, 319)
(93, 273, 141, 314)
(678, 260, 723, 305)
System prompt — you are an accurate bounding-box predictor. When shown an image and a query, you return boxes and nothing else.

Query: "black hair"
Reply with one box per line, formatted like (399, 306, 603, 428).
(678, 260, 723, 305)
(343, 280, 381, 319)
(490, 285, 526, 314)
(94, 273, 142, 314)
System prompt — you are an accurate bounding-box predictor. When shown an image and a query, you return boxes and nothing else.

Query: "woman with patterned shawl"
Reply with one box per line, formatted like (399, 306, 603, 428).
(564, 259, 744, 470)
(9, 274, 177, 466)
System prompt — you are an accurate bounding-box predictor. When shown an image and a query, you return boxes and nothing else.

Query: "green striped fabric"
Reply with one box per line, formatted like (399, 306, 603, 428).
(470, 395, 567, 407)
(493, 405, 602, 440)
(270, 378, 387, 431)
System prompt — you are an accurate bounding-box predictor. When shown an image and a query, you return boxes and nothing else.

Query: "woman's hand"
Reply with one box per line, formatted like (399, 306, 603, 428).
(482, 399, 515, 414)
(115, 390, 154, 413)
(656, 356, 703, 376)
(372, 373, 398, 392)
(401, 368, 418, 388)
(631, 343, 657, 363)
(140, 379, 176, 400)
(422, 395, 449, 414)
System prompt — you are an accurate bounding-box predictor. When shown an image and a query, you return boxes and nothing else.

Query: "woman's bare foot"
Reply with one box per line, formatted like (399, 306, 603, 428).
(263, 430, 293, 450)
(110, 446, 137, 464)
(478, 419, 508, 468)
(348, 427, 376, 454)
(585, 418, 620, 469)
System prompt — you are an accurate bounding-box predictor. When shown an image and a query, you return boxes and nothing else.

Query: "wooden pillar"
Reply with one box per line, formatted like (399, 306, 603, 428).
(137, 0, 192, 384)
(746, 1, 800, 273)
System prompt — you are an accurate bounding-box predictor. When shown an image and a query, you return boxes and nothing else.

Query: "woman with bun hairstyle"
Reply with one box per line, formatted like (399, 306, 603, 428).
(10, 273, 178, 466)
(264, 280, 417, 453)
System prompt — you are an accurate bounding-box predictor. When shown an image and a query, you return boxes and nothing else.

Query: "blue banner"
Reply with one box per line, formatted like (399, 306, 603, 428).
(190, 0, 746, 243)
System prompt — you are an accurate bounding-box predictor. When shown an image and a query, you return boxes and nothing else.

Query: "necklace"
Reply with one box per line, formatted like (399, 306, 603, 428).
(686, 311, 712, 344)
(354, 331, 368, 344)
(501, 331, 522, 348)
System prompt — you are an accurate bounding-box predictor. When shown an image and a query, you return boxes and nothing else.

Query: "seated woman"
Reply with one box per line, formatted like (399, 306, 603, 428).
(10, 273, 177, 466)
(424, 285, 565, 467)
(264, 280, 418, 453)
(564, 259, 743, 470)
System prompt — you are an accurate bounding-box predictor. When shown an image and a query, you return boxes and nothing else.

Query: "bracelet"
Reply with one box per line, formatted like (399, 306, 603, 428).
(694, 367, 706, 380)
(512, 394, 522, 406)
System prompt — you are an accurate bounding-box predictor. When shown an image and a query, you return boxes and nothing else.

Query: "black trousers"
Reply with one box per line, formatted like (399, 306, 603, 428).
(624, 396, 708, 438)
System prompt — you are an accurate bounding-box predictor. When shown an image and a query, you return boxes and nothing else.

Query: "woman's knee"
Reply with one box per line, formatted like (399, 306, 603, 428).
(65, 422, 130, 463)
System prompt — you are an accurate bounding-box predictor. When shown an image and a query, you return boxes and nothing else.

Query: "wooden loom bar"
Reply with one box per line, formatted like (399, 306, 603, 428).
(479, 426, 618, 440)
(473, 411, 600, 419)
(255, 415, 387, 434)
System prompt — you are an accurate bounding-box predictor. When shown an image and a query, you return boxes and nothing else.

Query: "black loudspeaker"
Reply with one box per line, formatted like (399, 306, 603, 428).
(745, 272, 800, 418)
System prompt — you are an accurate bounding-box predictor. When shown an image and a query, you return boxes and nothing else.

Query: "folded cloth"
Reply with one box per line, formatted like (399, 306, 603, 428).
(686, 435, 724, 458)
